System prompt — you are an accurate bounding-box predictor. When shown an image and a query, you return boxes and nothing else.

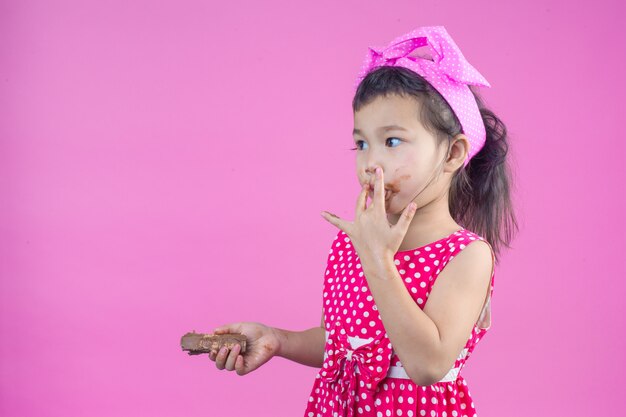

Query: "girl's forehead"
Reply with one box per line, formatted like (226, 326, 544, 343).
(353, 94, 426, 134)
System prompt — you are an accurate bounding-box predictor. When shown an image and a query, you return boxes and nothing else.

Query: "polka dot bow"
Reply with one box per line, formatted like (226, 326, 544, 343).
(353, 26, 491, 167)
(320, 327, 393, 417)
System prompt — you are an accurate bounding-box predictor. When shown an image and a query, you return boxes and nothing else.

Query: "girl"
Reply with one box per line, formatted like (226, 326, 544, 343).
(208, 26, 518, 417)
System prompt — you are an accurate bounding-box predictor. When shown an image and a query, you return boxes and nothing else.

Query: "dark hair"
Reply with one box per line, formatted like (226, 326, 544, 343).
(352, 66, 518, 264)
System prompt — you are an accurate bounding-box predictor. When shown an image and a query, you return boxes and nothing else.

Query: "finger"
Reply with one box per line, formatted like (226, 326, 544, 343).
(215, 346, 229, 370)
(214, 323, 241, 334)
(394, 201, 418, 239)
(235, 354, 246, 376)
(355, 183, 369, 216)
(208, 350, 217, 362)
(320, 211, 350, 234)
(224, 343, 241, 371)
(374, 166, 385, 212)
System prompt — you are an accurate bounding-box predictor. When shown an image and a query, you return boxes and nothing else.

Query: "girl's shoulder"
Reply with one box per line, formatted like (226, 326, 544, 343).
(394, 228, 489, 258)
(445, 228, 494, 261)
(448, 228, 488, 247)
(446, 229, 496, 280)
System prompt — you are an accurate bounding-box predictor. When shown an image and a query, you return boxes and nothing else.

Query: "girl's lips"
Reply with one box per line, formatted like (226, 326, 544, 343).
(365, 182, 393, 200)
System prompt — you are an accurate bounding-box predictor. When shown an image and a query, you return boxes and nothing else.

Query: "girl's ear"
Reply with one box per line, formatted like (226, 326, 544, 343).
(443, 134, 470, 173)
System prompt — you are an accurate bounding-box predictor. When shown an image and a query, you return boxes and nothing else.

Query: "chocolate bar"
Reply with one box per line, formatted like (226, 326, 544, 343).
(180, 331, 247, 355)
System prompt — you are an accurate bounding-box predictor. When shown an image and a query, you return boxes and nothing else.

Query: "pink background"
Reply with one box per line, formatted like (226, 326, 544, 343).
(2, 0, 624, 416)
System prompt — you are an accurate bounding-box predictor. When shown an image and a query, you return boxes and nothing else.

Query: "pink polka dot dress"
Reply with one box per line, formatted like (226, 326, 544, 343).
(304, 228, 495, 417)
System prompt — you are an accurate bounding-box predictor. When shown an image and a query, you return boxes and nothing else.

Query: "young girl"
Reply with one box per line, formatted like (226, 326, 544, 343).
(208, 26, 518, 417)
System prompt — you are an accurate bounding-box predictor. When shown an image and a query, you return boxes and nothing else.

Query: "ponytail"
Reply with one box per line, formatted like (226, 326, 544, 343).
(449, 89, 519, 264)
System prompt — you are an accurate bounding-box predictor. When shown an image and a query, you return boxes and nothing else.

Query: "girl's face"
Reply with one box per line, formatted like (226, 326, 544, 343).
(353, 93, 448, 215)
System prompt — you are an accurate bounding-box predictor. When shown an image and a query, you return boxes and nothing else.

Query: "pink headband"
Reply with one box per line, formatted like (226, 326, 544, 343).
(353, 26, 491, 166)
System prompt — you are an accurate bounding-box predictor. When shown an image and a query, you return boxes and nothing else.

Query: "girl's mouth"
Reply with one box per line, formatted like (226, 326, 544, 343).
(365, 182, 394, 200)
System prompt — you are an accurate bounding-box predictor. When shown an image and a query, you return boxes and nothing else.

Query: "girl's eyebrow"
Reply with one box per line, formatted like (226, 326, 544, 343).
(352, 125, 409, 135)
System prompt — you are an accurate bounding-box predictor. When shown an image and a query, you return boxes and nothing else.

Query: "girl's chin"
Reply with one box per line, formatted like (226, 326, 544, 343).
(384, 199, 403, 215)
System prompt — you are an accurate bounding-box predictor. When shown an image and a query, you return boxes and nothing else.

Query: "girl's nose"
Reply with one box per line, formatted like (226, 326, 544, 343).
(365, 166, 382, 176)
(362, 166, 382, 187)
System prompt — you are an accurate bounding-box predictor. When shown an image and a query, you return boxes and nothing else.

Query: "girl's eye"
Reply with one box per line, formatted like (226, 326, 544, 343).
(386, 137, 402, 147)
(350, 138, 401, 151)
(350, 140, 368, 151)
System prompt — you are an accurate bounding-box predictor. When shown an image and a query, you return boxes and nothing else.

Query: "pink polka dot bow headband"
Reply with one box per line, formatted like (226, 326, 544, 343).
(354, 26, 491, 166)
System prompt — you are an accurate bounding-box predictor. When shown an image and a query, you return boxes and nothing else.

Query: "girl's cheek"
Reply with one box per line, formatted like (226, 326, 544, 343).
(386, 173, 412, 201)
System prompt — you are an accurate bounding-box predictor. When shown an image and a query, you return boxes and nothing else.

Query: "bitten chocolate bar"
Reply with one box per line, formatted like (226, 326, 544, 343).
(180, 331, 247, 355)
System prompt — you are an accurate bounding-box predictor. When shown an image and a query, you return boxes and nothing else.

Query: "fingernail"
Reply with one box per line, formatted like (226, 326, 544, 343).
(376, 167, 381, 176)
(219, 347, 227, 355)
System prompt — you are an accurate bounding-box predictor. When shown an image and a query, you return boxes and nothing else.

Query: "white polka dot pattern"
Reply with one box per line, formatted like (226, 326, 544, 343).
(353, 26, 491, 168)
(303, 228, 495, 417)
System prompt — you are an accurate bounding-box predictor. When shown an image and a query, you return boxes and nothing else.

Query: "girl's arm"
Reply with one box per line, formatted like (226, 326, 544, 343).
(361, 240, 493, 386)
(273, 313, 326, 368)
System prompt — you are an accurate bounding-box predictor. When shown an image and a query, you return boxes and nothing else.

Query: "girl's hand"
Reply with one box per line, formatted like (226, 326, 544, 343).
(208, 321, 281, 376)
(320, 166, 417, 264)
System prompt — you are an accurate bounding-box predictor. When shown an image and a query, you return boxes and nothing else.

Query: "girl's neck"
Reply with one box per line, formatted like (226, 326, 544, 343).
(388, 193, 461, 252)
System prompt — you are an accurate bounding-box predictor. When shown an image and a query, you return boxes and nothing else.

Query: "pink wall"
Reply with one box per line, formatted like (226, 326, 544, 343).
(2, 0, 624, 416)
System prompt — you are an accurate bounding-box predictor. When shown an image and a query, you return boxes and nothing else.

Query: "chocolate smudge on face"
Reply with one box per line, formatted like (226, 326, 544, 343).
(386, 174, 411, 194)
